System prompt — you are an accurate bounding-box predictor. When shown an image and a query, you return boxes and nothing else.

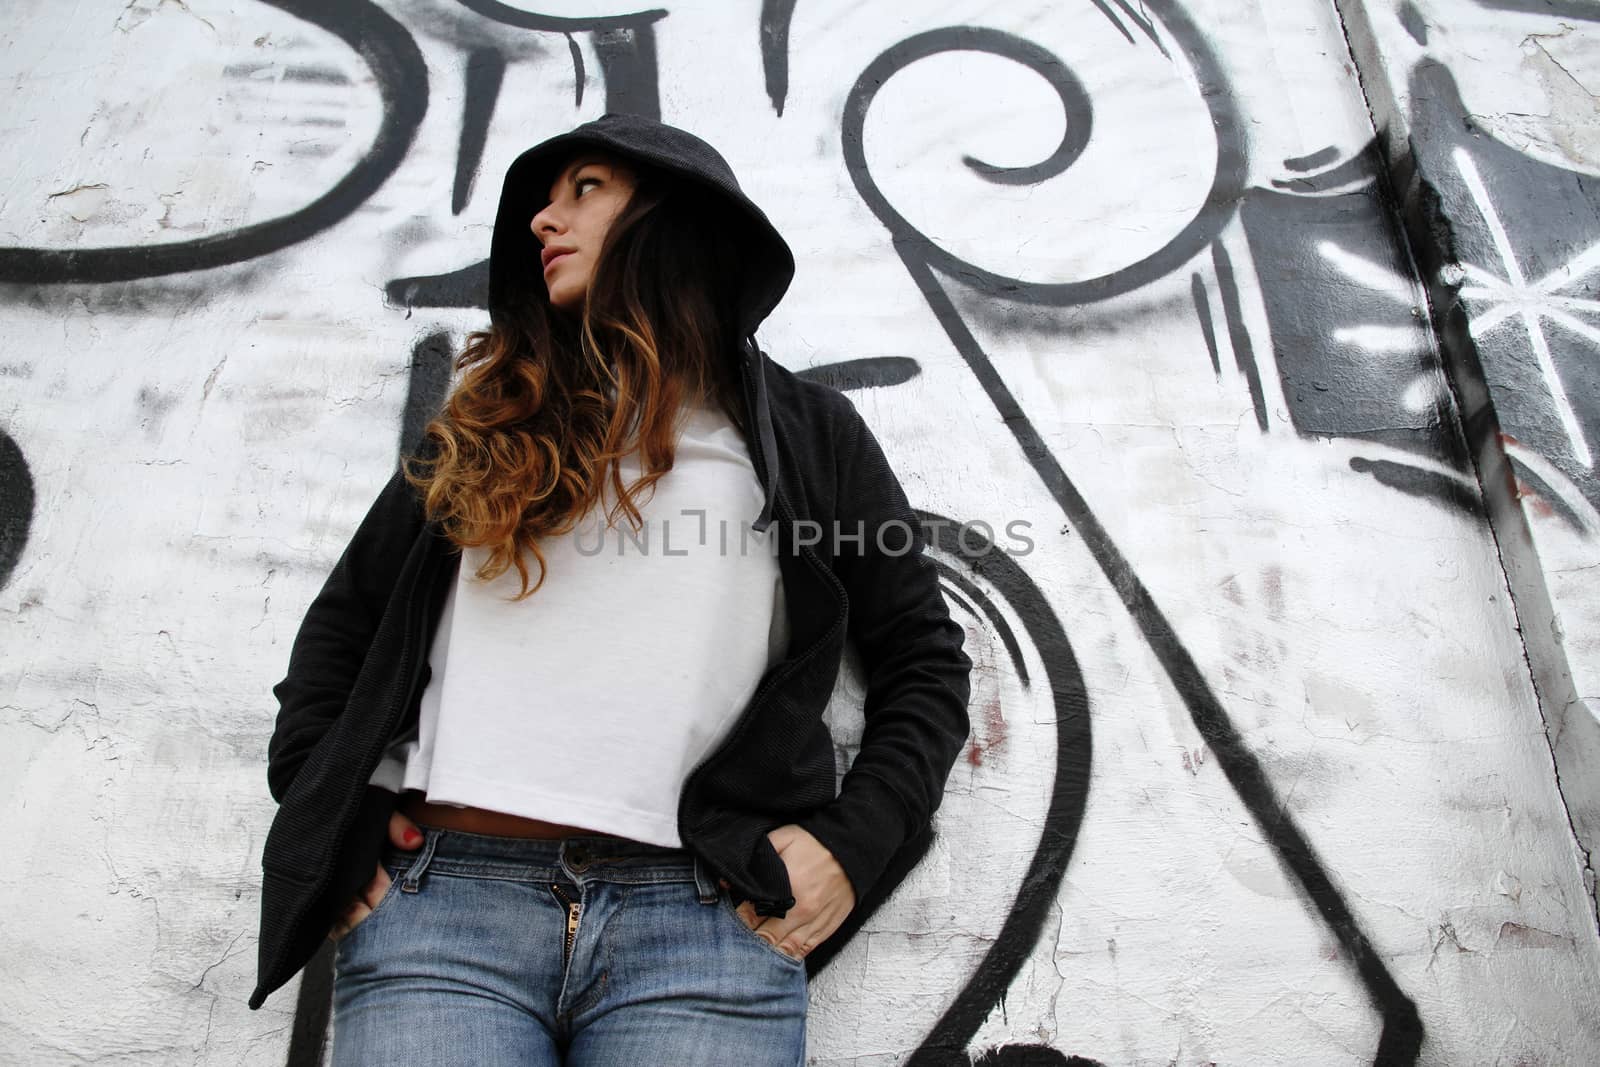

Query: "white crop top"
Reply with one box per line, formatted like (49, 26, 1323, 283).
(369, 401, 789, 846)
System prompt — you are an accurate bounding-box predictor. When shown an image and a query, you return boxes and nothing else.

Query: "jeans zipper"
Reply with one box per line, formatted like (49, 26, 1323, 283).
(549, 884, 580, 966)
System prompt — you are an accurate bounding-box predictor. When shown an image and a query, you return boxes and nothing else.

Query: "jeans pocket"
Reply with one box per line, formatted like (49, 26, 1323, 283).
(717, 891, 807, 969)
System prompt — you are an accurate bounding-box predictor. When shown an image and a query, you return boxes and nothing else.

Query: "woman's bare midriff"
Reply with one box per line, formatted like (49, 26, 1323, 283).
(398, 793, 618, 840)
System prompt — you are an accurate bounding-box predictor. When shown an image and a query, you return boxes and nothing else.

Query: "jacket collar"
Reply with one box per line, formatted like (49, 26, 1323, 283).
(741, 336, 780, 534)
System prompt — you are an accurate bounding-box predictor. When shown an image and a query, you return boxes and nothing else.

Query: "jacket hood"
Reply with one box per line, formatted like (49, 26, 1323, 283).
(488, 112, 796, 339)
(487, 113, 794, 532)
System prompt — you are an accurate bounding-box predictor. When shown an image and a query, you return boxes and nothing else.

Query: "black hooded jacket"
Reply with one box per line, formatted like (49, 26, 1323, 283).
(250, 113, 972, 1009)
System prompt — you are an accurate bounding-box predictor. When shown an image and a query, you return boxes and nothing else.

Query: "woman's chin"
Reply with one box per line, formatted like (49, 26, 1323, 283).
(545, 290, 580, 314)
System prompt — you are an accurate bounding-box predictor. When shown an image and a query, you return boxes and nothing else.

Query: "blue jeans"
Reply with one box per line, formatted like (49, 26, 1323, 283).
(330, 828, 808, 1066)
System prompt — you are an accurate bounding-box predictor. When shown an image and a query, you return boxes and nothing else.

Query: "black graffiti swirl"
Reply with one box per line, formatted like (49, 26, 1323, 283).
(844, 16, 1245, 305)
(0, 429, 33, 592)
(0, 0, 427, 285)
(917, 515, 1093, 1066)
(844, 12, 1422, 1065)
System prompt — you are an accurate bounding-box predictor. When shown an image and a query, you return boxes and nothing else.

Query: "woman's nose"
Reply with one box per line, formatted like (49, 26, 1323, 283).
(529, 205, 561, 239)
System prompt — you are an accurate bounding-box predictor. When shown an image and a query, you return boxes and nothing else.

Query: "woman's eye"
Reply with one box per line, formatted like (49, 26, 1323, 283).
(575, 176, 600, 196)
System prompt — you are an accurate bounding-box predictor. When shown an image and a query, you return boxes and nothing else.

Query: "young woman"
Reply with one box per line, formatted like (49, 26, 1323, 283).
(249, 113, 972, 1064)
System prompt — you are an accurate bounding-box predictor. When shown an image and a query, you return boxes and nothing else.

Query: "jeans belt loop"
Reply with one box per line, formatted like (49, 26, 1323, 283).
(691, 855, 719, 906)
(400, 829, 441, 894)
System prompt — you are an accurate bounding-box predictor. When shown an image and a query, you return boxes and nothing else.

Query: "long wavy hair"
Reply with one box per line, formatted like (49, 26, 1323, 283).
(405, 159, 750, 599)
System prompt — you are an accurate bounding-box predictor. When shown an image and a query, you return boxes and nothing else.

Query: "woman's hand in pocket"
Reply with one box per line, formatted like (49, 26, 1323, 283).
(734, 824, 855, 961)
(327, 810, 423, 942)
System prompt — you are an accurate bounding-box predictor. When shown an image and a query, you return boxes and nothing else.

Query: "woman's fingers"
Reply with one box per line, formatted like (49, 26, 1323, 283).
(769, 899, 849, 960)
(735, 896, 847, 960)
(752, 823, 856, 959)
(734, 900, 792, 953)
(388, 810, 423, 850)
(329, 815, 417, 943)
(329, 817, 417, 944)
(735, 899, 766, 933)
(736, 902, 799, 959)
(328, 899, 369, 943)
(361, 865, 392, 911)
(327, 863, 389, 942)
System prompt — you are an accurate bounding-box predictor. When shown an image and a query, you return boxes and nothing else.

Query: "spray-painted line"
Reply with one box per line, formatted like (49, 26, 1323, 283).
(843, 9, 1423, 1060)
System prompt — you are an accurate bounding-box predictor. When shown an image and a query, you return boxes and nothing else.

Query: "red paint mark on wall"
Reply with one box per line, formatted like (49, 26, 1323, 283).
(984, 695, 1007, 753)
(1263, 565, 1284, 620)
(966, 694, 1008, 766)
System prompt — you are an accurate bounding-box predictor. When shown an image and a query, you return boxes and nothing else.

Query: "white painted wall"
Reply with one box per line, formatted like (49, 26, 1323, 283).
(1, 0, 1596, 1063)
(1339, 0, 1600, 949)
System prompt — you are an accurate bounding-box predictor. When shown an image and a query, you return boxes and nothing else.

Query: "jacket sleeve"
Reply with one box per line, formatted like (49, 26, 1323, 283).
(266, 467, 426, 803)
(797, 401, 973, 900)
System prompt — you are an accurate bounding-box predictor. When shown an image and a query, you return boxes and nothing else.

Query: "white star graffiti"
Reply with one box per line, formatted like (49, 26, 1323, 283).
(1451, 146, 1597, 468)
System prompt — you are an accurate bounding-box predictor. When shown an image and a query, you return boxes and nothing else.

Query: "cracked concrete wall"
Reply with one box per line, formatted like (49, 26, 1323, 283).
(1334, 0, 1600, 936)
(0, 0, 1597, 1064)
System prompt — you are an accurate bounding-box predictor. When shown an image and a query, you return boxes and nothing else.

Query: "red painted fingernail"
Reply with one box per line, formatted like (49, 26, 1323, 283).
(404, 829, 422, 846)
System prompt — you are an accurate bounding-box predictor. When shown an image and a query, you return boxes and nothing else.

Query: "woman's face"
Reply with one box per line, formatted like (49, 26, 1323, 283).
(530, 152, 639, 312)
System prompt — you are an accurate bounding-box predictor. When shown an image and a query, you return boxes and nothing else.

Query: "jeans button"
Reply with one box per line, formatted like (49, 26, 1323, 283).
(567, 845, 589, 869)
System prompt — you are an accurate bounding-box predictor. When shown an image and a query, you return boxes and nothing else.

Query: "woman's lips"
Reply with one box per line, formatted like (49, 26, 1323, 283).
(542, 252, 572, 274)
